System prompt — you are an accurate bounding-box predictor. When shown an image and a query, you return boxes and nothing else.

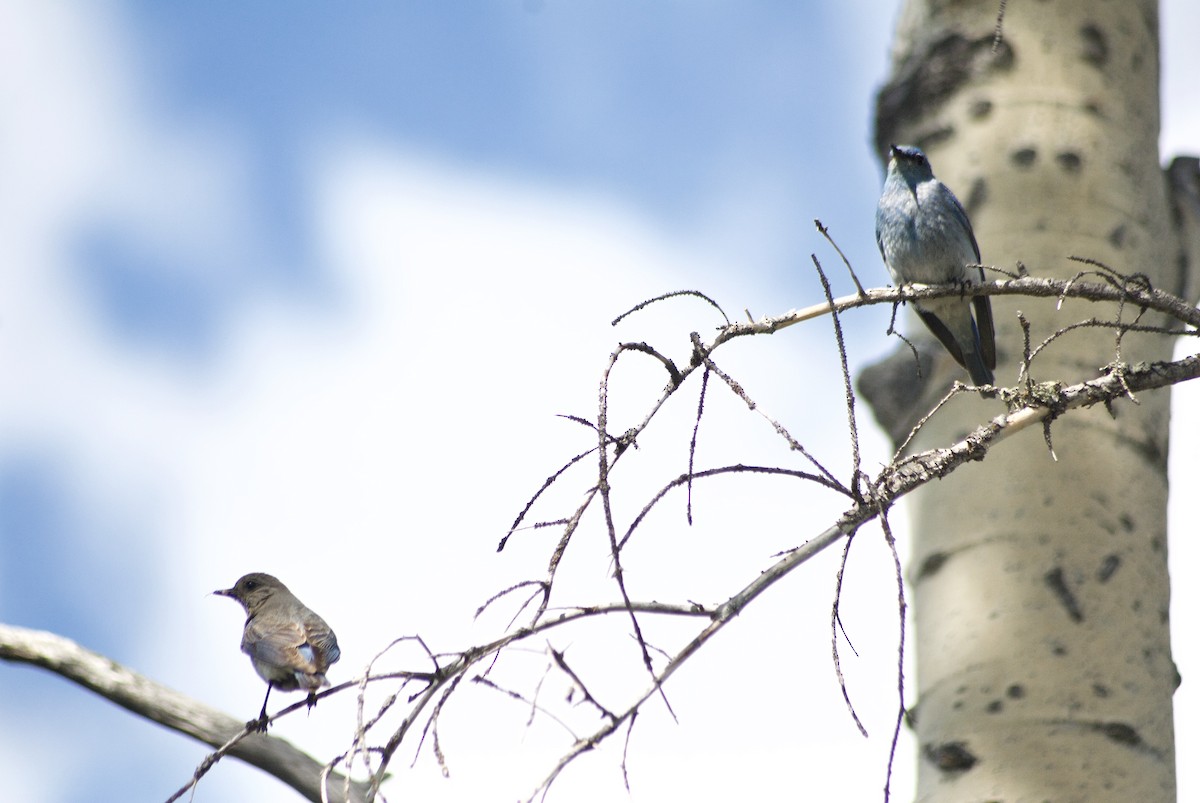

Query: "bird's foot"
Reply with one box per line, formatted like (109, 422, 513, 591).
(247, 715, 269, 733)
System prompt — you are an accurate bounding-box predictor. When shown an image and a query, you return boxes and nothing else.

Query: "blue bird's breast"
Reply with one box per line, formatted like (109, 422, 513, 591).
(877, 181, 977, 285)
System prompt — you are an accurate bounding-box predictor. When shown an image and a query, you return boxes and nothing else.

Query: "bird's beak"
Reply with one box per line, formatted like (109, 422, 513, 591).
(888, 143, 900, 159)
(213, 588, 233, 597)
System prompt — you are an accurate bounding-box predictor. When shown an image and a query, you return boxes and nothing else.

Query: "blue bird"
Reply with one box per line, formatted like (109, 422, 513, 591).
(215, 572, 341, 729)
(875, 144, 996, 386)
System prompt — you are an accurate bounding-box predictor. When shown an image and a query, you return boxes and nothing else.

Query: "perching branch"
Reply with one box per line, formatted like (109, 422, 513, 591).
(0, 623, 370, 803)
(712, 273, 1200, 348)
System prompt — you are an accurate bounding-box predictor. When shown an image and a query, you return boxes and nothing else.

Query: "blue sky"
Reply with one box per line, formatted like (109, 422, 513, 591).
(1, 2, 1198, 802)
(69, 2, 890, 364)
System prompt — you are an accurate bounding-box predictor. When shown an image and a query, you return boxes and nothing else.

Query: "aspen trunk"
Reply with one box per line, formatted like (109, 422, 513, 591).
(865, 1, 1180, 799)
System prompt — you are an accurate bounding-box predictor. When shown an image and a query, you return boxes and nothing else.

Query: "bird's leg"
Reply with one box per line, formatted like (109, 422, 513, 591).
(250, 685, 273, 732)
(306, 690, 319, 713)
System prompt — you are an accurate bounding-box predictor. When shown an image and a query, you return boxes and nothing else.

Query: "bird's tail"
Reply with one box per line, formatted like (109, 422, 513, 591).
(964, 348, 994, 386)
(914, 305, 995, 386)
(953, 314, 993, 386)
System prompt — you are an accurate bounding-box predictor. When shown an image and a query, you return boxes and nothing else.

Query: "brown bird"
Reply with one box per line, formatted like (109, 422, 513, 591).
(215, 572, 341, 729)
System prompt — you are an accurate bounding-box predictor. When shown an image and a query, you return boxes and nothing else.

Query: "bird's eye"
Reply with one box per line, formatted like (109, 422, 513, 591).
(245, 580, 258, 590)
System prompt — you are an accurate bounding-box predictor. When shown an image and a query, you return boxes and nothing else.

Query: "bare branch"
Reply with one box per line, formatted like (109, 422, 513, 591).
(612, 289, 732, 327)
(712, 275, 1200, 348)
(832, 531, 869, 738)
(0, 623, 368, 803)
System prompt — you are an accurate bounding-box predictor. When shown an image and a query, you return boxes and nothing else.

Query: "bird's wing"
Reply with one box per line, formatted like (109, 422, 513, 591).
(243, 618, 322, 675)
(303, 619, 341, 669)
(945, 186, 994, 370)
(946, 191, 981, 263)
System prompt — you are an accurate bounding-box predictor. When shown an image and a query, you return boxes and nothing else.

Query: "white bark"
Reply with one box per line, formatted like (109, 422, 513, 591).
(0, 623, 367, 803)
(870, 0, 1182, 799)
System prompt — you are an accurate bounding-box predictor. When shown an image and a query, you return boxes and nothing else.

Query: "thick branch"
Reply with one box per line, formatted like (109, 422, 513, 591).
(0, 623, 367, 803)
(875, 355, 1200, 498)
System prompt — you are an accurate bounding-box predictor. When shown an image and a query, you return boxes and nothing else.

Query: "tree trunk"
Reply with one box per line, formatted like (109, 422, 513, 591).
(866, 0, 1180, 799)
